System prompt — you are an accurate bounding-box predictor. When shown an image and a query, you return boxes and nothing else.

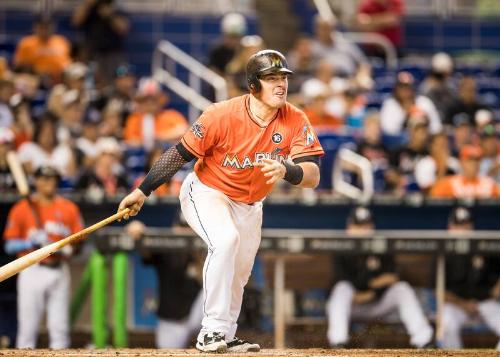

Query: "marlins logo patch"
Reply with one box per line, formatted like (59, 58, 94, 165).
(190, 122, 205, 139)
(272, 132, 283, 144)
(302, 125, 316, 147)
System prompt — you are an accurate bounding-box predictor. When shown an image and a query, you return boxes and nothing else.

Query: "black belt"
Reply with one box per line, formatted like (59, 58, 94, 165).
(40, 261, 62, 269)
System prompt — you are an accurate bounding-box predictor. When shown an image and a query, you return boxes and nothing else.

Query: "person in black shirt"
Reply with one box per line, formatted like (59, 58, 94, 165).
(445, 76, 489, 128)
(443, 207, 500, 349)
(326, 207, 433, 348)
(72, 0, 130, 85)
(125, 213, 203, 348)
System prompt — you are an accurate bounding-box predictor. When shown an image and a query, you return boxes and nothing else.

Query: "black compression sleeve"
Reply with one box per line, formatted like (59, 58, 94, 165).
(138, 144, 194, 196)
(283, 162, 304, 185)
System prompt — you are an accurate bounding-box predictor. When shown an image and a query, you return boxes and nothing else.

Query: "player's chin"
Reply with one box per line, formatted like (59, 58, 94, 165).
(271, 95, 287, 108)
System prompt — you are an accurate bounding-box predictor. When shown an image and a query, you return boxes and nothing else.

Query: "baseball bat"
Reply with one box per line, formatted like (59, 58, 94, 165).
(0, 208, 131, 283)
(6, 150, 29, 197)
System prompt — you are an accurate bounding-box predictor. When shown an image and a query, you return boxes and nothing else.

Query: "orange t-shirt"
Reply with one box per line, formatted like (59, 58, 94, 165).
(14, 35, 71, 80)
(181, 94, 325, 204)
(3, 196, 84, 262)
(430, 175, 499, 199)
(124, 109, 189, 144)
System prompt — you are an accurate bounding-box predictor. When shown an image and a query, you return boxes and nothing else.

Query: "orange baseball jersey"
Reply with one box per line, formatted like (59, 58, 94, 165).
(3, 196, 84, 261)
(181, 94, 324, 204)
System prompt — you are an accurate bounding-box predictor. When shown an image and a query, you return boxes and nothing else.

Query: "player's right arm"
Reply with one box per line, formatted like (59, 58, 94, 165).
(117, 143, 195, 219)
(3, 202, 34, 255)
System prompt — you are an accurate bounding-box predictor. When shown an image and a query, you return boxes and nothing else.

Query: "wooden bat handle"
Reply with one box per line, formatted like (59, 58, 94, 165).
(0, 208, 131, 283)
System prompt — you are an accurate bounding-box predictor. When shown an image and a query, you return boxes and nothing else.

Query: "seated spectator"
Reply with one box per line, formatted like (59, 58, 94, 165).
(0, 78, 15, 128)
(99, 102, 124, 140)
(326, 206, 434, 348)
(226, 35, 265, 97)
(57, 89, 86, 144)
(75, 107, 101, 168)
(380, 71, 442, 135)
(414, 133, 460, 192)
(478, 124, 499, 182)
(301, 80, 342, 131)
(17, 113, 75, 179)
(311, 15, 370, 79)
(72, 0, 130, 85)
(124, 78, 189, 151)
(385, 114, 430, 193)
(101, 64, 137, 124)
(75, 137, 128, 197)
(445, 76, 489, 128)
(449, 112, 474, 157)
(12, 66, 41, 108)
(208, 12, 247, 75)
(443, 206, 500, 349)
(355, 112, 390, 192)
(14, 15, 71, 85)
(355, 0, 405, 57)
(419, 52, 456, 121)
(286, 34, 316, 92)
(0, 127, 16, 192)
(9, 94, 34, 148)
(47, 62, 89, 119)
(430, 145, 499, 199)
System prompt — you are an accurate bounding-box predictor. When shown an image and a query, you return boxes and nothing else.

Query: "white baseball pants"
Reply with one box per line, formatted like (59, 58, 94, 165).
(180, 172, 262, 342)
(442, 300, 500, 349)
(16, 263, 70, 349)
(326, 280, 433, 347)
(156, 290, 204, 348)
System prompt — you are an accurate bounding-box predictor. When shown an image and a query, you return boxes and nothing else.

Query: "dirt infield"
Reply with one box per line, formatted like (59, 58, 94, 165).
(0, 349, 497, 357)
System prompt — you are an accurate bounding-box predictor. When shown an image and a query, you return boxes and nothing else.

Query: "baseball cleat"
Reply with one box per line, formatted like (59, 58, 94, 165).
(227, 337, 261, 352)
(196, 332, 227, 353)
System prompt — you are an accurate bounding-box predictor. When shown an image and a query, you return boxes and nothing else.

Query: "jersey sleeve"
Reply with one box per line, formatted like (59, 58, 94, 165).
(180, 105, 220, 158)
(3, 203, 26, 240)
(289, 112, 325, 160)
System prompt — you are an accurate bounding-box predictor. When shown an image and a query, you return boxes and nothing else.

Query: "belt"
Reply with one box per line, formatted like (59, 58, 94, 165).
(40, 261, 62, 269)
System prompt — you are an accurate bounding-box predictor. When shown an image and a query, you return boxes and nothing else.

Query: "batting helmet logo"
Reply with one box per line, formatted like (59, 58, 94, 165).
(246, 49, 293, 92)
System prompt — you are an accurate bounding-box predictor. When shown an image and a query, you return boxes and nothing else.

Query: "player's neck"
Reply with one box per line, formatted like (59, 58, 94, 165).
(33, 193, 55, 204)
(249, 95, 278, 125)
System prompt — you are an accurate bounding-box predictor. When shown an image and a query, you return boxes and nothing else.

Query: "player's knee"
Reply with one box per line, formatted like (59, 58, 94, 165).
(393, 281, 413, 296)
(216, 229, 240, 251)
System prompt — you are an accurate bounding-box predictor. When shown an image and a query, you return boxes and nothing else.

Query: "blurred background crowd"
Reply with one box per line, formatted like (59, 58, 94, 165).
(0, 0, 498, 202)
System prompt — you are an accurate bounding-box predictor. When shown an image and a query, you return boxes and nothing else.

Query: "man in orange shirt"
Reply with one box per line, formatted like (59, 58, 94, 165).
(124, 77, 189, 151)
(430, 145, 498, 199)
(118, 50, 324, 352)
(14, 16, 71, 84)
(3, 166, 83, 349)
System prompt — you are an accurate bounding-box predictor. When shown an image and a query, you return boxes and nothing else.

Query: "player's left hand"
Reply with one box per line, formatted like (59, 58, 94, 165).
(254, 158, 286, 185)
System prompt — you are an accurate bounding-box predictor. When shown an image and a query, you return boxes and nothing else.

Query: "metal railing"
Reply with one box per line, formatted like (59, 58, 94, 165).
(152, 40, 228, 122)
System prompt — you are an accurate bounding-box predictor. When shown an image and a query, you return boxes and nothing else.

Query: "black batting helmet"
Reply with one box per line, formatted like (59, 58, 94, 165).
(246, 50, 293, 92)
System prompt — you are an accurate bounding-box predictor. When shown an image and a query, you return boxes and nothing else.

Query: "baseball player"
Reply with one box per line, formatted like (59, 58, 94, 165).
(326, 207, 434, 348)
(3, 166, 83, 349)
(443, 206, 500, 349)
(118, 49, 324, 352)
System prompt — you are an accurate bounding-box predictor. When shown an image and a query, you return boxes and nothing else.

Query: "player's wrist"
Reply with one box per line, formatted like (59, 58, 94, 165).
(283, 162, 303, 185)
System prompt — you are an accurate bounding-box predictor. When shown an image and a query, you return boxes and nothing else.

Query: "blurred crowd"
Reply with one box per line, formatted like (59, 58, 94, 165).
(0, 0, 498, 201)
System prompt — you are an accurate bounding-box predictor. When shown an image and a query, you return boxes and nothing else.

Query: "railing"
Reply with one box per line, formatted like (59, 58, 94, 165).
(152, 40, 228, 122)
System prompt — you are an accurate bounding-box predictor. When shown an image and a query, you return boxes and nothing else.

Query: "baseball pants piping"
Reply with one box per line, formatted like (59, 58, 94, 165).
(180, 172, 262, 341)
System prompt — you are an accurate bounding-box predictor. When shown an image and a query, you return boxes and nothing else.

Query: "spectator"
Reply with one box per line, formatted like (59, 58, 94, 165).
(101, 64, 137, 124)
(419, 52, 456, 121)
(301, 80, 341, 131)
(385, 113, 430, 193)
(478, 124, 499, 182)
(380, 71, 442, 135)
(17, 113, 76, 179)
(75, 137, 128, 197)
(208, 13, 247, 75)
(72, 0, 130, 85)
(430, 145, 499, 199)
(355, 0, 405, 57)
(414, 133, 460, 192)
(445, 76, 488, 128)
(443, 206, 500, 349)
(326, 206, 434, 348)
(47, 62, 89, 119)
(75, 107, 102, 168)
(449, 113, 474, 157)
(14, 16, 71, 85)
(124, 78, 189, 151)
(57, 89, 86, 144)
(355, 112, 390, 192)
(125, 215, 203, 348)
(0, 127, 16, 192)
(12, 66, 41, 108)
(9, 94, 34, 149)
(311, 15, 370, 78)
(0, 78, 15, 128)
(286, 35, 316, 93)
(99, 103, 124, 140)
(3, 165, 83, 349)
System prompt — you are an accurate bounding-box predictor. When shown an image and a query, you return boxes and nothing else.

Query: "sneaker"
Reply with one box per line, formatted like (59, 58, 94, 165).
(227, 337, 260, 352)
(196, 332, 227, 353)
